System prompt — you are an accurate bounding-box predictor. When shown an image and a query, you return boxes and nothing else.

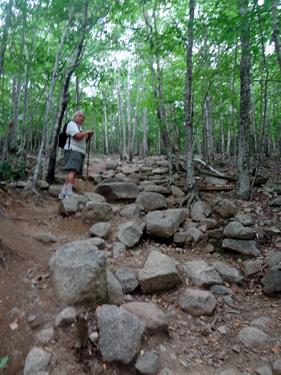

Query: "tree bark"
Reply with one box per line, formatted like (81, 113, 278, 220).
(271, 0, 281, 73)
(104, 104, 108, 155)
(0, 0, 13, 80)
(129, 68, 141, 161)
(237, 0, 251, 200)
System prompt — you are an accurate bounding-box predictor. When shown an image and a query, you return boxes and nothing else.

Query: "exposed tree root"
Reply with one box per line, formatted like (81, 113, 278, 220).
(31, 188, 46, 206)
(179, 190, 199, 209)
(0, 236, 22, 268)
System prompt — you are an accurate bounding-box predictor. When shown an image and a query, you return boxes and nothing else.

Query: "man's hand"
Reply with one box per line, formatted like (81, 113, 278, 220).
(86, 130, 94, 141)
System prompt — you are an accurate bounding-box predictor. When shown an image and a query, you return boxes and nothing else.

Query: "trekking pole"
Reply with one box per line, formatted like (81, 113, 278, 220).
(86, 138, 90, 192)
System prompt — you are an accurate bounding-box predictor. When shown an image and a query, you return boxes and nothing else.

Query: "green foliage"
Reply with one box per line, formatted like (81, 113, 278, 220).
(0, 355, 9, 370)
(0, 159, 26, 182)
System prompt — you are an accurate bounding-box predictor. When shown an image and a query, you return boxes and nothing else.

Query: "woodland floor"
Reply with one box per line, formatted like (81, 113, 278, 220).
(0, 156, 281, 375)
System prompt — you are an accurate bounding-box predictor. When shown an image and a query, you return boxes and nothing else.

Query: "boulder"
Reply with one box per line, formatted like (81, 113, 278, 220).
(49, 240, 107, 304)
(178, 289, 216, 316)
(113, 242, 126, 258)
(212, 261, 242, 284)
(261, 265, 281, 295)
(95, 180, 140, 201)
(86, 237, 105, 250)
(120, 204, 141, 219)
(106, 160, 119, 170)
(190, 201, 211, 222)
(243, 259, 262, 275)
(135, 351, 161, 375)
(205, 176, 228, 186)
(145, 209, 186, 238)
(200, 218, 217, 230)
(23, 347, 51, 375)
(89, 222, 111, 239)
(35, 327, 54, 344)
(223, 221, 255, 240)
(33, 232, 56, 244)
(115, 268, 139, 294)
(116, 221, 143, 247)
(236, 327, 268, 346)
(89, 173, 103, 184)
(222, 239, 260, 257)
(59, 197, 79, 214)
(144, 185, 171, 195)
(267, 251, 281, 268)
(136, 191, 167, 212)
(55, 307, 76, 327)
(83, 201, 113, 220)
(84, 192, 105, 202)
(183, 260, 223, 287)
(138, 250, 182, 293)
(187, 227, 204, 244)
(171, 186, 184, 198)
(121, 302, 168, 335)
(269, 198, 281, 207)
(107, 270, 124, 306)
(49, 184, 62, 197)
(235, 213, 254, 226)
(214, 199, 238, 218)
(273, 359, 281, 375)
(96, 304, 145, 364)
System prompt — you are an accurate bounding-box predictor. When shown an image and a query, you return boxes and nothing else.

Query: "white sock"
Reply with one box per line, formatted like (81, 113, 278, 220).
(66, 183, 73, 194)
(61, 184, 67, 194)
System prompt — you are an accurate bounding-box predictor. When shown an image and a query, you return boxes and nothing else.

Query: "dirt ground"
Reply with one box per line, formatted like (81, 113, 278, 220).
(0, 157, 281, 375)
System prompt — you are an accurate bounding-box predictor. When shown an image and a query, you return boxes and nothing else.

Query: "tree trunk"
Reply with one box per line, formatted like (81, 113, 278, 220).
(237, 0, 251, 200)
(126, 61, 131, 160)
(92, 114, 96, 153)
(218, 85, 225, 162)
(46, 0, 88, 185)
(141, 105, 148, 158)
(171, 102, 180, 171)
(34, 0, 78, 190)
(104, 104, 108, 155)
(0, 0, 13, 80)
(76, 72, 80, 110)
(117, 65, 126, 158)
(129, 69, 141, 161)
(251, 83, 257, 154)
(110, 113, 113, 154)
(271, 0, 281, 73)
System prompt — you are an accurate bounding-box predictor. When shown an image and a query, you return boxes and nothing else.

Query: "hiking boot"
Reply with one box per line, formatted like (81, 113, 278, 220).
(65, 192, 78, 198)
(58, 193, 65, 200)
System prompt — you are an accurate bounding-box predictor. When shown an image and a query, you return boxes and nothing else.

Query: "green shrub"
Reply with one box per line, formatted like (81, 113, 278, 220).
(0, 158, 26, 182)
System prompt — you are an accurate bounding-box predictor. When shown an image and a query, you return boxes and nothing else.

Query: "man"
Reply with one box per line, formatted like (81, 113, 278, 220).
(59, 111, 93, 199)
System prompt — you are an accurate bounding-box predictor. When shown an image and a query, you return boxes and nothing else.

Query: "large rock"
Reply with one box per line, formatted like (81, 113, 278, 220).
(116, 221, 143, 247)
(236, 327, 268, 346)
(107, 270, 124, 306)
(223, 221, 255, 240)
(145, 209, 186, 239)
(205, 176, 228, 186)
(83, 201, 113, 220)
(222, 239, 260, 257)
(120, 204, 141, 219)
(23, 347, 51, 375)
(115, 268, 139, 293)
(261, 265, 281, 295)
(49, 240, 107, 304)
(235, 213, 254, 226)
(89, 222, 111, 239)
(113, 242, 126, 258)
(212, 261, 242, 284)
(84, 192, 106, 202)
(190, 201, 211, 222)
(136, 191, 167, 212)
(59, 197, 79, 214)
(95, 180, 140, 201)
(144, 185, 171, 195)
(269, 198, 281, 207)
(138, 250, 182, 293)
(273, 359, 281, 375)
(187, 227, 204, 244)
(121, 302, 168, 335)
(178, 289, 217, 316)
(214, 199, 239, 218)
(243, 259, 262, 275)
(55, 306, 76, 327)
(135, 351, 161, 375)
(96, 304, 145, 364)
(183, 260, 223, 287)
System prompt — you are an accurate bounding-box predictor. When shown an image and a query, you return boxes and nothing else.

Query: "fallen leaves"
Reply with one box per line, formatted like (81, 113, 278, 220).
(9, 321, 18, 331)
(194, 359, 203, 364)
(234, 322, 240, 327)
(209, 337, 216, 343)
(180, 360, 188, 368)
(270, 345, 280, 353)
(0, 356, 8, 370)
(269, 324, 277, 329)
(44, 347, 52, 353)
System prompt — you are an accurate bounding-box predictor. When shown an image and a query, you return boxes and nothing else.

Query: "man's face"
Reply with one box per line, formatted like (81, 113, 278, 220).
(74, 112, 84, 125)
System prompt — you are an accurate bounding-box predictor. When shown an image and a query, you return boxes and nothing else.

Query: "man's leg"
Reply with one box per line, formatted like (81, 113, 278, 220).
(65, 171, 77, 195)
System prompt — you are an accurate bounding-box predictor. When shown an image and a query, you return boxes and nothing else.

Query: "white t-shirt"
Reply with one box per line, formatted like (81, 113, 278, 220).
(64, 120, 86, 154)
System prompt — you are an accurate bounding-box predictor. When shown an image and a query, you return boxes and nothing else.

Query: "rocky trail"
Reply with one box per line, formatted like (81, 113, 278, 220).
(0, 155, 281, 375)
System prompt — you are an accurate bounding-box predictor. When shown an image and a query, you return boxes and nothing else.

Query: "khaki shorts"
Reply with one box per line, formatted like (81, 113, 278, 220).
(64, 150, 85, 175)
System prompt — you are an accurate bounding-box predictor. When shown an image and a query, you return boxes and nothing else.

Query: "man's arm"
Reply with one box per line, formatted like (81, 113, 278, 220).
(74, 130, 94, 141)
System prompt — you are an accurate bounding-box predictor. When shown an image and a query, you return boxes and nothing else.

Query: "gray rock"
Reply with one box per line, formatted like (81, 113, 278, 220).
(49, 184, 62, 197)
(89, 222, 111, 239)
(222, 239, 260, 257)
(115, 268, 138, 294)
(223, 221, 255, 240)
(205, 176, 228, 186)
(120, 204, 141, 219)
(121, 164, 141, 174)
(250, 316, 275, 334)
(264, 227, 281, 235)
(214, 199, 239, 218)
(200, 218, 217, 230)
(190, 201, 211, 221)
(35, 328, 54, 343)
(49, 240, 107, 304)
(204, 243, 215, 253)
(269, 198, 281, 207)
(83, 201, 113, 220)
(136, 191, 167, 212)
(144, 185, 171, 195)
(135, 351, 161, 375)
(159, 369, 178, 375)
(84, 192, 106, 202)
(33, 232, 56, 244)
(171, 186, 184, 198)
(107, 270, 124, 306)
(243, 259, 262, 275)
(116, 221, 143, 247)
(178, 288, 216, 316)
(173, 232, 186, 245)
(187, 227, 204, 244)
(113, 242, 126, 258)
(152, 167, 168, 174)
(210, 285, 229, 295)
(121, 302, 168, 335)
(36, 180, 49, 190)
(89, 173, 103, 184)
(261, 265, 281, 294)
(208, 228, 224, 239)
(276, 237, 281, 248)
(218, 370, 240, 375)
(267, 252, 281, 268)
(95, 180, 140, 201)
(86, 237, 105, 250)
(55, 307, 76, 327)
(59, 197, 79, 214)
(183, 260, 223, 287)
(235, 213, 254, 226)
(89, 331, 99, 344)
(145, 209, 186, 238)
(212, 261, 242, 284)
(23, 347, 51, 375)
(255, 366, 272, 375)
(273, 359, 281, 375)
(138, 250, 182, 294)
(236, 327, 268, 346)
(222, 295, 234, 307)
(106, 160, 119, 170)
(96, 304, 145, 364)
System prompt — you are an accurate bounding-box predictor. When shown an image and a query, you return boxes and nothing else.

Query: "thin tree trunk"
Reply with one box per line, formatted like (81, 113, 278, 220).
(232, 43, 238, 164)
(126, 60, 131, 159)
(110, 113, 113, 154)
(75, 72, 80, 110)
(251, 83, 257, 154)
(115, 70, 122, 156)
(0, 0, 13, 80)
(218, 85, 225, 162)
(141, 105, 148, 158)
(271, 0, 281, 73)
(237, 0, 251, 200)
(104, 104, 108, 155)
(171, 102, 180, 171)
(117, 65, 126, 158)
(130, 69, 141, 161)
(92, 114, 96, 153)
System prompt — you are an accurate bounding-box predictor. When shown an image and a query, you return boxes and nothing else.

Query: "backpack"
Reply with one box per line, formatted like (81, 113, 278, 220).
(58, 121, 70, 149)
